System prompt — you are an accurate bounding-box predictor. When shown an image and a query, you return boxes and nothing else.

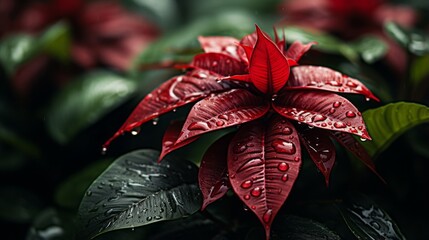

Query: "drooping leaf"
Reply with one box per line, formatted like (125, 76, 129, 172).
(299, 129, 336, 186)
(191, 52, 247, 76)
(286, 66, 379, 101)
(78, 149, 201, 239)
(197, 36, 240, 59)
(104, 69, 231, 148)
(159, 120, 199, 161)
(47, 71, 136, 144)
(284, 41, 316, 62)
(271, 215, 341, 240)
(273, 90, 371, 139)
(339, 193, 406, 240)
(199, 134, 232, 210)
(249, 26, 290, 94)
(228, 117, 302, 240)
(384, 21, 429, 56)
(360, 102, 429, 157)
(176, 89, 269, 144)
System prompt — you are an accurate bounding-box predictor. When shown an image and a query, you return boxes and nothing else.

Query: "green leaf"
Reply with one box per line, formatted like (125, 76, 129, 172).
(339, 193, 406, 240)
(0, 34, 38, 75)
(78, 149, 202, 239)
(55, 159, 112, 210)
(38, 21, 71, 61)
(46, 71, 136, 144)
(361, 102, 429, 157)
(351, 35, 388, 64)
(271, 215, 341, 240)
(384, 21, 429, 56)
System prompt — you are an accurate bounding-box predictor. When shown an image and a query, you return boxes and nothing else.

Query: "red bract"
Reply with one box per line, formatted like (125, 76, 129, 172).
(104, 25, 379, 239)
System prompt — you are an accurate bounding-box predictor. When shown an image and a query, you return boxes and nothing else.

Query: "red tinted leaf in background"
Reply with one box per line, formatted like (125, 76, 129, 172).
(284, 41, 316, 62)
(159, 121, 199, 161)
(176, 89, 269, 144)
(273, 90, 371, 139)
(198, 36, 240, 59)
(249, 26, 290, 94)
(199, 134, 233, 210)
(191, 53, 247, 76)
(103, 69, 231, 148)
(227, 117, 301, 240)
(331, 132, 385, 183)
(238, 32, 257, 63)
(286, 66, 379, 101)
(299, 129, 336, 186)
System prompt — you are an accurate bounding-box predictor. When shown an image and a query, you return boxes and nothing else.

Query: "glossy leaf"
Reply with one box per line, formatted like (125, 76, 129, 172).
(339, 193, 406, 240)
(199, 134, 232, 210)
(228, 117, 301, 240)
(176, 89, 269, 144)
(0, 34, 38, 75)
(198, 36, 240, 59)
(361, 102, 429, 157)
(159, 120, 199, 161)
(104, 69, 231, 148)
(191, 52, 247, 76)
(385, 21, 429, 56)
(249, 26, 290, 94)
(284, 41, 316, 62)
(286, 66, 379, 101)
(78, 149, 201, 239)
(38, 21, 71, 62)
(47, 71, 136, 144)
(351, 35, 388, 64)
(273, 90, 371, 140)
(299, 129, 336, 186)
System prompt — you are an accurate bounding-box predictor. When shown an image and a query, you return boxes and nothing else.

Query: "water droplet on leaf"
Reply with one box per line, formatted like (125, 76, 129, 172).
(334, 122, 346, 128)
(277, 162, 289, 172)
(346, 111, 356, 118)
(251, 187, 262, 197)
(281, 173, 288, 181)
(272, 140, 296, 154)
(263, 209, 273, 223)
(333, 101, 341, 108)
(188, 121, 209, 131)
(241, 180, 253, 189)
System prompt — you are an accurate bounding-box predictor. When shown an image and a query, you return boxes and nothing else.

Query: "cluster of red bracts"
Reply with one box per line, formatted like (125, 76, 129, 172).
(104, 25, 380, 240)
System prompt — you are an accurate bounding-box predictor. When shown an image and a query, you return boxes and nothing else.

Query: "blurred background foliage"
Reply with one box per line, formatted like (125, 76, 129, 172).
(0, 0, 428, 239)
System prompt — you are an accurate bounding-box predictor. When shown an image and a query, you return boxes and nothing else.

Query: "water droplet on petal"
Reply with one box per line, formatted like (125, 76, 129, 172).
(244, 194, 250, 200)
(281, 173, 288, 181)
(272, 140, 296, 154)
(360, 138, 367, 142)
(312, 114, 327, 122)
(131, 127, 141, 136)
(271, 94, 278, 101)
(298, 115, 305, 122)
(188, 121, 209, 130)
(233, 143, 248, 154)
(333, 101, 342, 108)
(216, 120, 225, 126)
(263, 209, 273, 223)
(357, 126, 363, 130)
(219, 114, 229, 120)
(329, 108, 336, 114)
(283, 127, 292, 134)
(241, 180, 253, 189)
(251, 187, 262, 197)
(365, 97, 370, 101)
(334, 122, 346, 128)
(346, 81, 357, 88)
(101, 147, 107, 155)
(212, 61, 218, 67)
(251, 205, 256, 210)
(277, 162, 289, 172)
(146, 216, 152, 221)
(321, 123, 327, 127)
(346, 111, 356, 118)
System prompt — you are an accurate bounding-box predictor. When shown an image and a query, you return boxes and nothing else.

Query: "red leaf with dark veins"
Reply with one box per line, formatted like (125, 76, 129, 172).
(284, 41, 316, 62)
(176, 89, 269, 144)
(159, 120, 199, 161)
(191, 52, 247, 76)
(227, 116, 301, 240)
(273, 90, 371, 140)
(198, 36, 240, 59)
(199, 134, 233, 210)
(250, 26, 290, 94)
(103, 69, 231, 148)
(299, 129, 336, 186)
(286, 66, 379, 101)
(331, 132, 386, 183)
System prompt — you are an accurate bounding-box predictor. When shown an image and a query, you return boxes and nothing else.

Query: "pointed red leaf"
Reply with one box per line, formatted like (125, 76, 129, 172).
(286, 66, 379, 101)
(249, 26, 290, 94)
(176, 89, 269, 144)
(191, 52, 247, 76)
(285, 41, 315, 62)
(238, 32, 257, 63)
(159, 120, 199, 161)
(103, 69, 231, 148)
(331, 132, 386, 183)
(228, 116, 301, 240)
(240, 32, 258, 47)
(198, 36, 240, 59)
(299, 129, 336, 186)
(199, 134, 233, 210)
(273, 90, 371, 140)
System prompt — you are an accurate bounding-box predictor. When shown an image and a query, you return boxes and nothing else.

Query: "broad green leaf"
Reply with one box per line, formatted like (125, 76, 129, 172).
(0, 186, 44, 223)
(46, 71, 136, 144)
(339, 193, 406, 240)
(0, 34, 38, 75)
(361, 102, 429, 157)
(132, 11, 255, 71)
(78, 149, 201, 239)
(271, 215, 341, 240)
(55, 159, 112, 210)
(384, 21, 429, 56)
(351, 35, 388, 64)
(38, 21, 71, 61)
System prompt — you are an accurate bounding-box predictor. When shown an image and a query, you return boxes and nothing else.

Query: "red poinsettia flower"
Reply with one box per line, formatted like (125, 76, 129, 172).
(104, 25, 380, 239)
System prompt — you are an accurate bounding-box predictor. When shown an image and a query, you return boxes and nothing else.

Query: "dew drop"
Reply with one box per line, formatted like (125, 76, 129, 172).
(370, 221, 381, 230)
(244, 194, 250, 200)
(219, 114, 229, 120)
(321, 123, 327, 127)
(294, 156, 301, 161)
(271, 94, 278, 101)
(152, 118, 159, 125)
(146, 216, 152, 221)
(188, 121, 209, 130)
(172, 108, 177, 112)
(333, 101, 341, 108)
(164, 141, 174, 147)
(334, 122, 346, 128)
(283, 127, 292, 134)
(131, 126, 141, 136)
(263, 209, 273, 223)
(277, 162, 289, 172)
(346, 81, 357, 88)
(329, 108, 336, 114)
(272, 140, 296, 154)
(212, 61, 218, 67)
(251, 205, 256, 210)
(233, 143, 248, 154)
(329, 80, 341, 86)
(241, 180, 253, 189)
(101, 147, 107, 155)
(312, 114, 327, 122)
(86, 190, 92, 196)
(346, 111, 356, 118)
(251, 187, 262, 197)
(281, 173, 289, 181)
(365, 97, 370, 101)
(357, 126, 363, 130)
(216, 120, 225, 126)
(360, 138, 367, 142)
(298, 115, 305, 122)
